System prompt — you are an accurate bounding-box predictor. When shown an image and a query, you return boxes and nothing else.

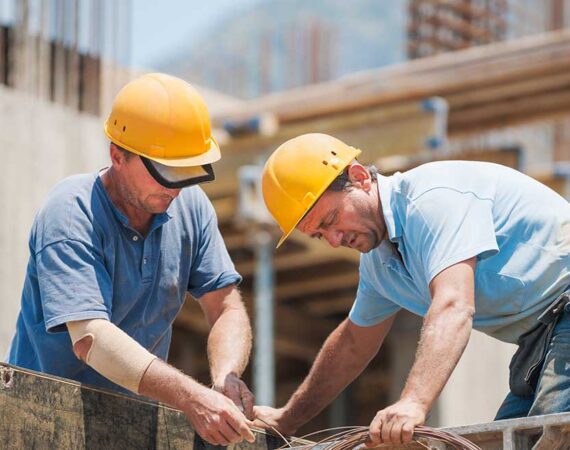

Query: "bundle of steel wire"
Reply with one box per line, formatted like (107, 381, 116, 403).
(272, 425, 481, 450)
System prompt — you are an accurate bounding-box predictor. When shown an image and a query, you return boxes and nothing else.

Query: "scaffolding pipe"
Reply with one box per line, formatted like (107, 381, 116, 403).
(253, 229, 275, 406)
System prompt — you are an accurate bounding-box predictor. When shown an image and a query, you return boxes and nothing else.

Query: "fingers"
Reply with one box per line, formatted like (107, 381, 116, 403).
(226, 407, 256, 443)
(216, 375, 255, 419)
(401, 421, 414, 444)
(187, 390, 255, 446)
(218, 420, 244, 445)
(382, 416, 393, 444)
(367, 407, 421, 446)
(224, 386, 244, 413)
(239, 384, 255, 420)
(366, 413, 382, 447)
(196, 412, 255, 445)
(369, 417, 410, 446)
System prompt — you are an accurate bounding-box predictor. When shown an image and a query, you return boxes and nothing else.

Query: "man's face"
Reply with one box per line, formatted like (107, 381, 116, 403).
(114, 151, 181, 214)
(298, 186, 385, 253)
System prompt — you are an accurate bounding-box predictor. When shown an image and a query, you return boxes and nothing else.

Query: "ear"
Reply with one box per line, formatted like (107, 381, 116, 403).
(346, 162, 372, 192)
(109, 143, 127, 169)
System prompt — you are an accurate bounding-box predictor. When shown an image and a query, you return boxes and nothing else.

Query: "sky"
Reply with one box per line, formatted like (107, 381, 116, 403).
(131, 0, 263, 69)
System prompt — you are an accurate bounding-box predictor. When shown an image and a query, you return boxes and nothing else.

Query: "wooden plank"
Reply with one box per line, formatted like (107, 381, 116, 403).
(449, 88, 570, 133)
(0, 363, 282, 449)
(446, 70, 570, 109)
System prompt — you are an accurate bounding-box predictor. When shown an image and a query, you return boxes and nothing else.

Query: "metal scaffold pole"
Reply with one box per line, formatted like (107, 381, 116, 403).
(253, 229, 275, 406)
(236, 163, 278, 407)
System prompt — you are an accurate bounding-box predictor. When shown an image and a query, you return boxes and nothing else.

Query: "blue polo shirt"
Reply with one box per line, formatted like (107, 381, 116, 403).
(7, 173, 241, 391)
(349, 161, 570, 343)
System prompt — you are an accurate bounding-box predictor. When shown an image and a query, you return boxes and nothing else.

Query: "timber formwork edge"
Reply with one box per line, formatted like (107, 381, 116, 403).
(0, 363, 282, 450)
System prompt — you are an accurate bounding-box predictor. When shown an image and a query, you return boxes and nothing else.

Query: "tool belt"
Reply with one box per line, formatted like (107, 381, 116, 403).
(509, 288, 570, 398)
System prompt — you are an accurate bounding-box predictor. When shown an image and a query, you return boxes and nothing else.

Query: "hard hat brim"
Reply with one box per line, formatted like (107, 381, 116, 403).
(144, 137, 221, 167)
(104, 120, 222, 168)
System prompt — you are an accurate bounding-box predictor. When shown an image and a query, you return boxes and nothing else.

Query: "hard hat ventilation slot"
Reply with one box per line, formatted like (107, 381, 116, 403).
(322, 161, 328, 166)
(331, 151, 337, 156)
(122, 126, 126, 132)
(114, 120, 117, 125)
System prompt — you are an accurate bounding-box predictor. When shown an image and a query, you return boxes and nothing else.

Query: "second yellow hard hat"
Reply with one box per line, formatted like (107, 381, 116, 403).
(261, 133, 361, 247)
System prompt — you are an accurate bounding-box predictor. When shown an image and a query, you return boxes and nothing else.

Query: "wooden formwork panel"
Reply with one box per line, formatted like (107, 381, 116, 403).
(0, 363, 281, 450)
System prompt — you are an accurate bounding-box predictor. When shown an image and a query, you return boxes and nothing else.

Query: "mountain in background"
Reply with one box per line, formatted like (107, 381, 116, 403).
(156, 0, 407, 99)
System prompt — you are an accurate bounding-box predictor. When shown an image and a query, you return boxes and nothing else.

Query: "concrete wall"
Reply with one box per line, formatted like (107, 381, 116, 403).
(0, 85, 107, 357)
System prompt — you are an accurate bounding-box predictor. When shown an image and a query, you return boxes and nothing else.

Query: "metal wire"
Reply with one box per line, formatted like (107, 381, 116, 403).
(260, 423, 481, 450)
(305, 425, 482, 450)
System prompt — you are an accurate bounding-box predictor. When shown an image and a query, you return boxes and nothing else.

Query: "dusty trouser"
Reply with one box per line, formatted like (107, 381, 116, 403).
(495, 289, 570, 419)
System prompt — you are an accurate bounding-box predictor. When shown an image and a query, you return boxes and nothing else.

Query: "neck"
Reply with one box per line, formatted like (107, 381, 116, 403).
(372, 180, 389, 241)
(100, 168, 153, 235)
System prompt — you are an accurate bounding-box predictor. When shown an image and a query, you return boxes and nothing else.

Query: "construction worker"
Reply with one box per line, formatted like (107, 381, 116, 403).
(6, 73, 255, 446)
(254, 133, 570, 445)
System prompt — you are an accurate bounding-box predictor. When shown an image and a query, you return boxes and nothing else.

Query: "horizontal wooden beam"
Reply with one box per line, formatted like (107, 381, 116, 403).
(449, 87, 570, 134)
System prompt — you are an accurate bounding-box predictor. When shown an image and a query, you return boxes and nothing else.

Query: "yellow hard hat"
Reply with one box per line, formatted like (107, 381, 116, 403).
(104, 73, 220, 187)
(262, 133, 361, 247)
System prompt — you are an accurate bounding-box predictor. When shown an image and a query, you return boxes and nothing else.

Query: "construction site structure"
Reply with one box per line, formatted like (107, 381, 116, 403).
(407, 0, 509, 58)
(1, 0, 570, 437)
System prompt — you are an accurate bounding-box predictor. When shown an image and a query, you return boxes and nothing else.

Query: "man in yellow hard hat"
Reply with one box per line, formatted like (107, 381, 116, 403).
(7, 73, 255, 446)
(254, 133, 570, 445)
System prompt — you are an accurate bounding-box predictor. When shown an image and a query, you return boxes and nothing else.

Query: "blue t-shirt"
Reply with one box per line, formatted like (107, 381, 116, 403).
(7, 173, 241, 391)
(349, 161, 570, 343)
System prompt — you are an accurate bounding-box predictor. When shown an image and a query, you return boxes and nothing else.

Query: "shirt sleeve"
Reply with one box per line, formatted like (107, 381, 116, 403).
(37, 239, 112, 333)
(187, 195, 242, 299)
(349, 257, 401, 327)
(407, 188, 499, 284)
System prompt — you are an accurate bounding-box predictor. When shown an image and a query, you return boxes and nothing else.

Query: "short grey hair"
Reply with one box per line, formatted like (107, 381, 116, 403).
(326, 164, 379, 192)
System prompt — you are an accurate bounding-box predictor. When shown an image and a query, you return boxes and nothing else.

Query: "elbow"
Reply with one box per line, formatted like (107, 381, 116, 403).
(431, 295, 475, 327)
(72, 335, 93, 362)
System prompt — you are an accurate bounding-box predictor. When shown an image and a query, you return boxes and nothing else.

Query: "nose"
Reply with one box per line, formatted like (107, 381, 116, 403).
(325, 230, 343, 248)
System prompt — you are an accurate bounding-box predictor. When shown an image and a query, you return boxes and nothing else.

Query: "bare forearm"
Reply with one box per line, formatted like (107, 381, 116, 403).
(140, 359, 255, 445)
(139, 358, 206, 409)
(208, 305, 252, 383)
(284, 319, 383, 430)
(401, 304, 473, 410)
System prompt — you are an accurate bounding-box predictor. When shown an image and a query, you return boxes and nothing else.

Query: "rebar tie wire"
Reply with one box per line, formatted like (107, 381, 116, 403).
(255, 421, 481, 450)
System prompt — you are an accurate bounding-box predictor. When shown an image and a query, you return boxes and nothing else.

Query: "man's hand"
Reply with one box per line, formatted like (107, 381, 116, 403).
(252, 406, 297, 437)
(213, 372, 255, 419)
(183, 383, 256, 446)
(366, 398, 427, 446)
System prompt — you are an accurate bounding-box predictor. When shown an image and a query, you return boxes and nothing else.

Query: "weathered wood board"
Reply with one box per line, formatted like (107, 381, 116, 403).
(0, 363, 282, 450)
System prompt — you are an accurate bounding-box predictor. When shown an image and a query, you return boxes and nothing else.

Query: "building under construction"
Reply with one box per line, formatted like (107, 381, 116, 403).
(1, 0, 570, 448)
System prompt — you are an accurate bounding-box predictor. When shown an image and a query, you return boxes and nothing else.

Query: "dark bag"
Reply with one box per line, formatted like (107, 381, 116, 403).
(509, 290, 570, 398)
